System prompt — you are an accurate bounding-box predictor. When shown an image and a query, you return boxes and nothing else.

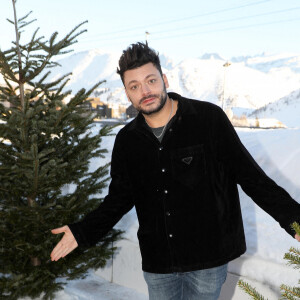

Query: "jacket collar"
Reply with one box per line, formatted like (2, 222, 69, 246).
(168, 92, 197, 116)
(127, 92, 197, 132)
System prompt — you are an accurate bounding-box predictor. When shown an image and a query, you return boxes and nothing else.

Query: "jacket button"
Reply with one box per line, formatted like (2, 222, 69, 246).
(164, 190, 168, 194)
(169, 128, 173, 132)
(162, 168, 166, 173)
(166, 212, 171, 216)
(159, 147, 163, 151)
(169, 234, 173, 238)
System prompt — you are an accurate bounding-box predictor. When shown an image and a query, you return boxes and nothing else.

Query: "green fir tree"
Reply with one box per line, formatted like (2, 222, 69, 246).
(238, 222, 300, 300)
(0, 1, 122, 299)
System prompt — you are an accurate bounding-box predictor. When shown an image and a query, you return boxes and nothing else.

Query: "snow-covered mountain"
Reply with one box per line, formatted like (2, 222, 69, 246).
(250, 88, 300, 128)
(47, 49, 127, 104)
(231, 52, 300, 73)
(49, 50, 300, 112)
(2, 50, 300, 126)
(43, 49, 177, 106)
(200, 53, 224, 60)
(166, 56, 299, 109)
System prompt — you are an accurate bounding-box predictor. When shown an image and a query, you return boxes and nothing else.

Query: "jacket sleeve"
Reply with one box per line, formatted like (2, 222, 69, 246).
(214, 106, 300, 237)
(68, 132, 135, 247)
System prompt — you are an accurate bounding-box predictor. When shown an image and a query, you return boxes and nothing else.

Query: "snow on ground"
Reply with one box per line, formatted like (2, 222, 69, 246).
(20, 272, 147, 300)
(53, 272, 147, 300)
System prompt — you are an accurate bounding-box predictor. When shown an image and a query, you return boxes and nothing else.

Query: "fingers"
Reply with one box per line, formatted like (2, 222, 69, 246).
(51, 225, 68, 235)
(51, 243, 64, 261)
(50, 227, 78, 261)
(51, 242, 77, 261)
(295, 234, 300, 242)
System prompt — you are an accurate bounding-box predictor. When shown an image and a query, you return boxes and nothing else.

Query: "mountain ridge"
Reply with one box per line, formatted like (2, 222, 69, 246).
(1, 49, 300, 126)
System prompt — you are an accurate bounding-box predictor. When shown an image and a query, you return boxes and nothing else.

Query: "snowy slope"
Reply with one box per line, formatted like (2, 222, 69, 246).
(42, 50, 176, 107)
(250, 88, 300, 128)
(232, 52, 300, 74)
(166, 57, 300, 109)
(45, 50, 300, 118)
(2, 50, 300, 121)
(48, 49, 128, 105)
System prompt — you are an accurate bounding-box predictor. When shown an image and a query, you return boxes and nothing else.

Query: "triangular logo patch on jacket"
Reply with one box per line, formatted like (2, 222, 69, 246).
(182, 156, 193, 165)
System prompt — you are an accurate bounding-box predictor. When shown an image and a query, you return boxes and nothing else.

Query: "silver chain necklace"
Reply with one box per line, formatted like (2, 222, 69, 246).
(146, 99, 174, 139)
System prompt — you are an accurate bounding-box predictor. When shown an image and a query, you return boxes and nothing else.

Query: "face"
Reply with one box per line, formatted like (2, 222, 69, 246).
(123, 62, 169, 115)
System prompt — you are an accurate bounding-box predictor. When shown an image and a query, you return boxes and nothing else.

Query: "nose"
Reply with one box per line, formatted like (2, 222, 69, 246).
(141, 83, 151, 96)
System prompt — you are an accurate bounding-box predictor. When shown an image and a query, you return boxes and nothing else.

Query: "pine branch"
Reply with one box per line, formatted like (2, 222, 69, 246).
(0, 50, 18, 82)
(284, 247, 300, 269)
(85, 80, 107, 98)
(17, 10, 33, 22)
(290, 248, 300, 257)
(280, 284, 300, 300)
(238, 280, 268, 300)
(19, 18, 36, 29)
(4, 78, 14, 91)
(6, 17, 15, 26)
(53, 77, 71, 97)
(291, 222, 300, 236)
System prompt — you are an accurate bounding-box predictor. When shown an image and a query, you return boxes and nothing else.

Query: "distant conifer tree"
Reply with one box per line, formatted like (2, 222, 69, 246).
(238, 222, 300, 300)
(0, 1, 121, 299)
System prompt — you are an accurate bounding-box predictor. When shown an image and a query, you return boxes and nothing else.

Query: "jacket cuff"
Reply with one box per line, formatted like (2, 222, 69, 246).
(68, 222, 90, 247)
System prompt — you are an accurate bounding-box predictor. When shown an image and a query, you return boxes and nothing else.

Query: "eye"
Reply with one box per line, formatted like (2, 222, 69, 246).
(149, 79, 156, 84)
(130, 85, 138, 90)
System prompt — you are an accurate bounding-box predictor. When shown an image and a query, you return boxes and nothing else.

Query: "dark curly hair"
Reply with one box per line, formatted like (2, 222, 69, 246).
(117, 42, 163, 84)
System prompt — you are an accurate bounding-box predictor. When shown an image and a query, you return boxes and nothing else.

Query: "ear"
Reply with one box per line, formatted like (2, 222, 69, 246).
(163, 74, 169, 89)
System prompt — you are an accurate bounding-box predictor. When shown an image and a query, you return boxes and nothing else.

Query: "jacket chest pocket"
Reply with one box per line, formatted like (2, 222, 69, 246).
(171, 144, 206, 190)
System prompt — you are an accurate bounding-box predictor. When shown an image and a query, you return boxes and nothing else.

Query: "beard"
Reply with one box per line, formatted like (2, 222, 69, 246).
(131, 85, 168, 115)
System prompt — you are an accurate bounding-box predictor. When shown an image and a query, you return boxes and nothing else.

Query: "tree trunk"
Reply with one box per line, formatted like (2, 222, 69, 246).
(12, 0, 25, 111)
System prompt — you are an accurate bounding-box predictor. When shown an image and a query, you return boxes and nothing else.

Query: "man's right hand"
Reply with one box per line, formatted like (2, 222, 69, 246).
(50, 225, 78, 261)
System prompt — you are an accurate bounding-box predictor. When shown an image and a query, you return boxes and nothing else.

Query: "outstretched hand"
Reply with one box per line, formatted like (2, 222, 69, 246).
(295, 234, 300, 242)
(50, 225, 78, 261)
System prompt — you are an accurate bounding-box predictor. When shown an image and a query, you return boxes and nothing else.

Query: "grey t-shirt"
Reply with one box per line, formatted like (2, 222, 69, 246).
(148, 115, 176, 143)
(146, 100, 178, 143)
(151, 126, 165, 143)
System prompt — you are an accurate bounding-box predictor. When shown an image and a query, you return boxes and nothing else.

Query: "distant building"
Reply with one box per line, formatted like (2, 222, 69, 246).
(109, 103, 127, 119)
(87, 97, 112, 118)
(96, 104, 112, 118)
(89, 97, 102, 110)
(248, 118, 287, 128)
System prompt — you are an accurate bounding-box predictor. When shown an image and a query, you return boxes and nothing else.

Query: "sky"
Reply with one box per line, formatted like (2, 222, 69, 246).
(1, 0, 300, 62)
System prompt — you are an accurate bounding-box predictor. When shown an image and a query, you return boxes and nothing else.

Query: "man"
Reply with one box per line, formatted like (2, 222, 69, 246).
(51, 42, 300, 300)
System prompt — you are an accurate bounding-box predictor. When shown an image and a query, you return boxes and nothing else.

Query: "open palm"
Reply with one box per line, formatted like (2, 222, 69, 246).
(50, 225, 78, 261)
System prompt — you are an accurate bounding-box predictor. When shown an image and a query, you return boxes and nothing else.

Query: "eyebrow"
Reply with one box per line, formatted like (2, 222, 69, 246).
(127, 74, 157, 86)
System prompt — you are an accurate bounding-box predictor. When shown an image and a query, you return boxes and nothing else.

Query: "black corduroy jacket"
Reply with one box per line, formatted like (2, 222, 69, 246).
(69, 92, 300, 273)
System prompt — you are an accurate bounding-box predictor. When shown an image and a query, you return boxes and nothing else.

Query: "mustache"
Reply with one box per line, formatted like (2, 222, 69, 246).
(139, 94, 159, 105)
